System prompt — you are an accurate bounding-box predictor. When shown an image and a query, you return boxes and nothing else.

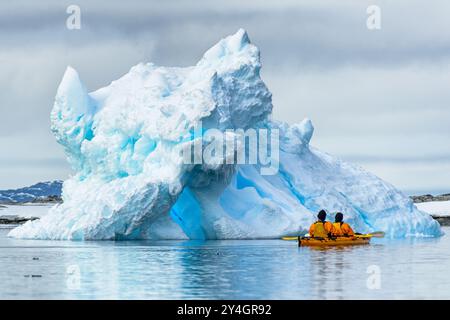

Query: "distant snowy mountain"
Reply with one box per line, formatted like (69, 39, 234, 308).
(0, 181, 63, 204)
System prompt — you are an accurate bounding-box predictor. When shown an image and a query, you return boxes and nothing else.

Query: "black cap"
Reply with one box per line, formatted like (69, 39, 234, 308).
(317, 210, 327, 221)
(335, 212, 343, 222)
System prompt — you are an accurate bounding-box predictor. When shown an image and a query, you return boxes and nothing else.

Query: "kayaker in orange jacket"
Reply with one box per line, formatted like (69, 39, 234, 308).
(309, 210, 333, 238)
(332, 212, 355, 237)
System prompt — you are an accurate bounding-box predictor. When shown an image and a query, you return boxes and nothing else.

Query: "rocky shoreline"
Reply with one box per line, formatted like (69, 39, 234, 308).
(411, 193, 450, 226)
(411, 194, 450, 203)
(0, 215, 39, 225)
(0, 195, 62, 206)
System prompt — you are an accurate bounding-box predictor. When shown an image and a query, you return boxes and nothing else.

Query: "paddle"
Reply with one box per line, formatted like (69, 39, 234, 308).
(355, 231, 385, 238)
(282, 231, 385, 240)
(281, 236, 301, 241)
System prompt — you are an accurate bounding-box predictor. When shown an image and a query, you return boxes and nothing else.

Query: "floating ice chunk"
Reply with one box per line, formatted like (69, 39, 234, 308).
(9, 30, 441, 240)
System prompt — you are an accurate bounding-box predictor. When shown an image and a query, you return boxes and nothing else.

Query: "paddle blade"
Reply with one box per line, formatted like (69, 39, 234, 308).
(281, 236, 299, 241)
(368, 231, 385, 238)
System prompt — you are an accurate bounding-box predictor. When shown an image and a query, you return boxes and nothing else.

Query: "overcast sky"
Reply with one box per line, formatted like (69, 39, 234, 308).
(1, 0, 449, 194)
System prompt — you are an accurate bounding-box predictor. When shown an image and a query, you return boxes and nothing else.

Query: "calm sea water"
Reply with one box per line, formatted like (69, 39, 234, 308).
(0, 226, 449, 299)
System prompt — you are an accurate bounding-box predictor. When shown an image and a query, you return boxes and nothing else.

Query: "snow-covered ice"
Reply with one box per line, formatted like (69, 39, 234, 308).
(9, 29, 441, 240)
(0, 204, 54, 219)
(416, 201, 450, 217)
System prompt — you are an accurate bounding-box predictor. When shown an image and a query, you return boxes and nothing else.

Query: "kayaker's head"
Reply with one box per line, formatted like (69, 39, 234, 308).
(335, 212, 343, 223)
(317, 210, 327, 222)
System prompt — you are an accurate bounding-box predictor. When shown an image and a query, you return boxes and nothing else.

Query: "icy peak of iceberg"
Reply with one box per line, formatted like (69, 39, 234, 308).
(9, 29, 441, 240)
(200, 28, 255, 67)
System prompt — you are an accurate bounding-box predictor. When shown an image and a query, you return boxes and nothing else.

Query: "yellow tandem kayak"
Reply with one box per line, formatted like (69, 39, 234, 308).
(282, 231, 384, 243)
(298, 236, 371, 247)
(281, 234, 378, 247)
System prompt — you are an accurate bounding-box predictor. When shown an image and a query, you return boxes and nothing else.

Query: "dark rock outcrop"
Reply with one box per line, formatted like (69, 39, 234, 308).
(0, 215, 39, 225)
(411, 194, 450, 203)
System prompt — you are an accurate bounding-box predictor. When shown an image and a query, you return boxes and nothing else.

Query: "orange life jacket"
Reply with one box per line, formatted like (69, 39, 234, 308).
(311, 221, 331, 238)
(332, 222, 354, 236)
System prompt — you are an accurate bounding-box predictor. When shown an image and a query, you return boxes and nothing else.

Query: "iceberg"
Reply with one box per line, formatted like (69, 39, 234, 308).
(9, 29, 441, 240)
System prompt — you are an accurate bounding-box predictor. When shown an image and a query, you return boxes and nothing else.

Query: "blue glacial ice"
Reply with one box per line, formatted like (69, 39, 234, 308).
(9, 29, 441, 240)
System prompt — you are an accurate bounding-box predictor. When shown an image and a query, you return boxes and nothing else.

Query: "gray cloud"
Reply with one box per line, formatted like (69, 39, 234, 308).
(0, 0, 449, 193)
(2, 0, 450, 68)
